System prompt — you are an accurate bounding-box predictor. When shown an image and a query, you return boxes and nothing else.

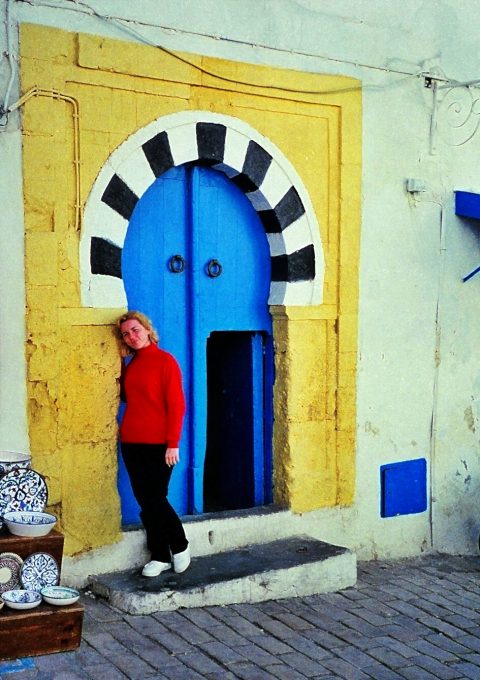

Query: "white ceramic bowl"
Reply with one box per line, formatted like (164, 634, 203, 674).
(41, 586, 80, 606)
(0, 451, 31, 476)
(3, 511, 57, 537)
(2, 589, 42, 610)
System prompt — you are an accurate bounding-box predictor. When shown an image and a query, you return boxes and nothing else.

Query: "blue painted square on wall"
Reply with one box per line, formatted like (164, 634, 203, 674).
(455, 191, 480, 220)
(380, 458, 427, 518)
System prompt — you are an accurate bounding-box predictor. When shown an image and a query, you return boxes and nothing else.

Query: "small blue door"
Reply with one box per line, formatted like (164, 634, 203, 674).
(119, 165, 272, 519)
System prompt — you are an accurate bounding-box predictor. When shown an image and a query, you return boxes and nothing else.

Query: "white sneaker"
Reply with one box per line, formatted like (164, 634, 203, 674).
(142, 560, 171, 577)
(173, 545, 191, 574)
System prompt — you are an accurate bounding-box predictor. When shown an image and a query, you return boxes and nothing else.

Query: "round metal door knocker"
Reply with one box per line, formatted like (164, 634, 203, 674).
(206, 259, 223, 278)
(168, 254, 186, 273)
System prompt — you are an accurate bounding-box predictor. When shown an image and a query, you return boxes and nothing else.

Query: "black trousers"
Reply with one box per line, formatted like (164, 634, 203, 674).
(121, 443, 188, 563)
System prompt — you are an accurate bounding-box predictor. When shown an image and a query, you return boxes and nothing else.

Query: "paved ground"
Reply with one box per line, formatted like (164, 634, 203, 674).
(2, 553, 480, 679)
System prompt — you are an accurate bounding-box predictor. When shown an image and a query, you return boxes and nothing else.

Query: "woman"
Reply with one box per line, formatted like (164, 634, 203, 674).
(116, 310, 190, 577)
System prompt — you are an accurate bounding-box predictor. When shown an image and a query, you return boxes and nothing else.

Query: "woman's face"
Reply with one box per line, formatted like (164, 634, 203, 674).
(120, 318, 151, 351)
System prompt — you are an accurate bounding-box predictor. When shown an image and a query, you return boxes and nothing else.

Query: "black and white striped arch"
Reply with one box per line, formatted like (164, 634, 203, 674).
(81, 112, 324, 307)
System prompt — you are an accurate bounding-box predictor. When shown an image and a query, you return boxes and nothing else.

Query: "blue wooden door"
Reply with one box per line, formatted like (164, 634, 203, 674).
(119, 165, 272, 520)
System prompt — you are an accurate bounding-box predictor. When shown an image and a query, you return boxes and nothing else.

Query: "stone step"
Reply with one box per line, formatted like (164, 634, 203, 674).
(64, 505, 313, 588)
(87, 535, 357, 614)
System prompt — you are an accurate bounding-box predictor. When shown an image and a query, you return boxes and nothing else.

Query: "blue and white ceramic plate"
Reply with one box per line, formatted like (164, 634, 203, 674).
(0, 553, 22, 593)
(20, 552, 59, 592)
(0, 468, 48, 517)
(0, 452, 31, 477)
(2, 589, 42, 610)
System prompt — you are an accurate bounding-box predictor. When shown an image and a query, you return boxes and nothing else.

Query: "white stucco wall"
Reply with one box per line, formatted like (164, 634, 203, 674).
(0, 2, 28, 454)
(1, 0, 480, 560)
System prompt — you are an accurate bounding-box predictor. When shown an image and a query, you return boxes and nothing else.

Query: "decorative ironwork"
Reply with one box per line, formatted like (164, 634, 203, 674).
(430, 79, 480, 153)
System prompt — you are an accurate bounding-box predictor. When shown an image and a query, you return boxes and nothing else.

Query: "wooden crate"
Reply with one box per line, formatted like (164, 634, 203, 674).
(0, 529, 84, 661)
(0, 530, 64, 575)
(0, 602, 84, 660)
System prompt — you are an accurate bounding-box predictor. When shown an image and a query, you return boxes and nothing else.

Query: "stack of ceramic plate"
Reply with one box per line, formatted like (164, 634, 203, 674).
(0, 464, 47, 532)
(0, 550, 66, 611)
(0, 551, 23, 595)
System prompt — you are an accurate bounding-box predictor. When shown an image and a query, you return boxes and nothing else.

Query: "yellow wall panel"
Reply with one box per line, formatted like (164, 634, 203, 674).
(200, 54, 358, 104)
(23, 186, 55, 233)
(25, 232, 58, 286)
(22, 97, 67, 139)
(57, 233, 81, 308)
(71, 86, 114, 133)
(26, 333, 59, 382)
(25, 286, 59, 382)
(336, 430, 357, 504)
(56, 326, 119, 448)
(61, 442, 121, 555)
(337, 385, 357, 433)
(286, 320, 328, 422)
(325, 319, 339, 421)
(20, 22, 75, 62)
(77, 33, 202, 85)
(34, 449, 62, 507)
(23, 135, 56, 200)
(28, 380, 58, 455)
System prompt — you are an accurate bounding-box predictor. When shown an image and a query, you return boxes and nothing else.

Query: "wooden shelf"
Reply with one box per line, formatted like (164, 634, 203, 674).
(0, 602, 84, 660)
(0, 529, 64, 574)
(0, 529, 83, 660)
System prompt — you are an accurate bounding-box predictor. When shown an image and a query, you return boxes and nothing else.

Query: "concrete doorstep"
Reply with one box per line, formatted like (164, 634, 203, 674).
(87, 535, 357, 614)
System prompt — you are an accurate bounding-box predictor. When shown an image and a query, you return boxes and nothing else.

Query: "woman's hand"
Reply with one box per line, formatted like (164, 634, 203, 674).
(165, 447, 180, 467)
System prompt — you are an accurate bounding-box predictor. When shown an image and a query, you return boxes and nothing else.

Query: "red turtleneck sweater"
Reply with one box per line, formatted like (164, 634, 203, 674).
(119, 344, 186, 447)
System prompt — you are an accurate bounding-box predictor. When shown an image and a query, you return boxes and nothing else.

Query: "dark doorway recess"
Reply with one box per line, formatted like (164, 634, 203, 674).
(204, 331, 273, 512)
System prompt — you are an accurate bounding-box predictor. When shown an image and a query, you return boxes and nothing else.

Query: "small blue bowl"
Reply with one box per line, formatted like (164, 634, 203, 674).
(2, 589, 41, 610)
(41, 586, 80, 606)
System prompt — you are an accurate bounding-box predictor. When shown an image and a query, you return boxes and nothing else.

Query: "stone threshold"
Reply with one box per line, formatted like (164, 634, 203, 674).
(64, 504, 308, 588)
(87, 535, 357, 614)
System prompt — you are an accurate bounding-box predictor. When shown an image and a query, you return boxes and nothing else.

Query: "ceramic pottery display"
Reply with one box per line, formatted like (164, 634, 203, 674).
(0, 552, 23, 593)
(2, 588, 42, 610)
(0, 452, 31, 476)
(20, 552, 59, 592)
(0, 469, 48, 519)
(41, 586, 80, 606)
(3, 511, 57, 538)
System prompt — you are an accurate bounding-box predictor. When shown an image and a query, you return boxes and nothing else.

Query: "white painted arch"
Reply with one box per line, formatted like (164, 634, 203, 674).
(80, 111, 324, 307)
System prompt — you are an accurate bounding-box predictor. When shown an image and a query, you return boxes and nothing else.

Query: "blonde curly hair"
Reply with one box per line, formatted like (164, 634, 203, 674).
(115, 310, 159, 356)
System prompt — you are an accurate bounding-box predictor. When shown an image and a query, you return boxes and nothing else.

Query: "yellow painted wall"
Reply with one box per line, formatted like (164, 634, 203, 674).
(20, 23, 361, 555)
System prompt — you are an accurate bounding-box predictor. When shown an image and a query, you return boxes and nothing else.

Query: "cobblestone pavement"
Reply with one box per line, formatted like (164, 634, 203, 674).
(2, 554, 480, 679)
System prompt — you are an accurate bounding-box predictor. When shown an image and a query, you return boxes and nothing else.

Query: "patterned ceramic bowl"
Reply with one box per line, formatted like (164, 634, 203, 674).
(0, 452, 31, 477)
(41, 586, 80, 606)
(2, 589, 42, 610)
(0, 596, 4, 611)
(3, 511, 56, 537)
